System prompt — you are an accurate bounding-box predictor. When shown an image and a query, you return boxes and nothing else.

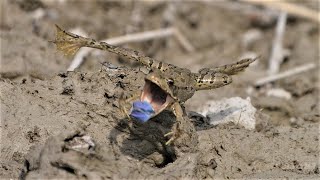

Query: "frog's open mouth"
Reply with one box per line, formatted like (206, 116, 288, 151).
(141, 80, 173, 114)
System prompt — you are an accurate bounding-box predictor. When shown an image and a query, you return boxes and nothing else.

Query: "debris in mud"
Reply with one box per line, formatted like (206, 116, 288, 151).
(25, 126, 41, 143)
(64, 134, 95, 153)
(60, 78, 74, 95)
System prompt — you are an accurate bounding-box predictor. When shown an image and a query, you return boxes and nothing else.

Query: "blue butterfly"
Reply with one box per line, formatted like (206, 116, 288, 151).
(130, 101, 155, 123)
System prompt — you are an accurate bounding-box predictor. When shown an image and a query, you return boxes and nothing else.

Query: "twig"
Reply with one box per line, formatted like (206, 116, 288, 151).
(241, 0, 320, 23)
(172, 28, 195, 52)
(268, 12, 287, 75)
(255, 63, 316, 86)
(67, 27, 194, 71)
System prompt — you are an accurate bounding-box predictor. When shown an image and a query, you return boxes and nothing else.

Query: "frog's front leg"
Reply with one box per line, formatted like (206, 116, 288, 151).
(165, 101, 197, 146)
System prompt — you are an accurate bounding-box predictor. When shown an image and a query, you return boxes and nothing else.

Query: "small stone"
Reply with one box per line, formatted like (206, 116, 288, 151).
(197, 97, 256, 130)
(266, 88, 292, 100)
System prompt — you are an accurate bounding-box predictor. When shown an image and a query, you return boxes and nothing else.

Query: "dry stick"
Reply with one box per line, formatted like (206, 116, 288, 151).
(255, 63, 316, 87)
(67, 27, 194, 71)
(241, 0, 320, 23)
(268, 12, 287, 75)
(172, 28, 195, 52)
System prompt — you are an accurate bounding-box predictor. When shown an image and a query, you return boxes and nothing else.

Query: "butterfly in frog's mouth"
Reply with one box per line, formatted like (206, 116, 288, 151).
(130, 80, 174, 122)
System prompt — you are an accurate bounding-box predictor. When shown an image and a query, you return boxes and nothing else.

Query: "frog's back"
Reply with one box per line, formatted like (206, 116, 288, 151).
(165, 67, 197, 103)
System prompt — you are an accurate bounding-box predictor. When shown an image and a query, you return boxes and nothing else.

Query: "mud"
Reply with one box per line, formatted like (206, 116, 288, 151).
(1, 1, 319, 179)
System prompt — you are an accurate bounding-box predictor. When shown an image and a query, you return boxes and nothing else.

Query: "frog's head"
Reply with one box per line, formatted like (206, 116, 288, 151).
(141, 71, 176, 115)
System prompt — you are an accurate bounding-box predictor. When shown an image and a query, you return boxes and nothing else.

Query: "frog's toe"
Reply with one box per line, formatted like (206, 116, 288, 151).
(164, 131, 174, 137)
(165, 136, 176, 145)
(164, 130, 179, 145)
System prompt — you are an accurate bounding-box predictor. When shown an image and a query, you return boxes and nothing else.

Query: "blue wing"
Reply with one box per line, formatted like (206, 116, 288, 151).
(130, 101, 155, 123)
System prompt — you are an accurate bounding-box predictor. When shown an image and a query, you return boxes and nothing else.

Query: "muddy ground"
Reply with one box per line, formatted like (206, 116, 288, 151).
(1, 0, 319, 179)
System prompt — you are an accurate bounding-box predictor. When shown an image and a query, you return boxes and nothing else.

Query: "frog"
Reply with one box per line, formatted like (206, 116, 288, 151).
(51, 25, 257, 145)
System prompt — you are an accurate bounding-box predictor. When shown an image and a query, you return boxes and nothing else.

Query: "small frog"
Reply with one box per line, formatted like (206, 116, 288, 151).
(52, 25, 257, 145)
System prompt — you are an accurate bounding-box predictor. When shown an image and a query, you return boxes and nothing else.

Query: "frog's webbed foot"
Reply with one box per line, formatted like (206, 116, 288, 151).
(164, 131, 176, 145)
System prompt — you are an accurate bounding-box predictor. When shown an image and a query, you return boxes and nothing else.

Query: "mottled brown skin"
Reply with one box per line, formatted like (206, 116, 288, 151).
(52, 25, 257, 145)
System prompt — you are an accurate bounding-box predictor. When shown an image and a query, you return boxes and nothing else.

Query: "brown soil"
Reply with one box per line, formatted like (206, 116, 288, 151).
(1, 1, 319, 179)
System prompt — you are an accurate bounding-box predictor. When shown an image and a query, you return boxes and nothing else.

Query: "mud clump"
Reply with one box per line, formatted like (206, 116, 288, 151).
(1, 68, 318, 179)
(1, 67, 199, 178)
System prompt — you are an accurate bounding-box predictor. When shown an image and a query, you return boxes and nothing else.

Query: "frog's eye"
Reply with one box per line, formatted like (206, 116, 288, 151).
(167, 79, 174, 86)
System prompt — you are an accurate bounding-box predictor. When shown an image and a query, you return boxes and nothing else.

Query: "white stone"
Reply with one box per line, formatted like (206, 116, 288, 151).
(266, 88, 292, 100)
(197, 97, 257, 130)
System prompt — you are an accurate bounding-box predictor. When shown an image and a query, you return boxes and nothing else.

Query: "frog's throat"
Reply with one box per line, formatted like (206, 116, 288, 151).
(141, 80, 173, 115)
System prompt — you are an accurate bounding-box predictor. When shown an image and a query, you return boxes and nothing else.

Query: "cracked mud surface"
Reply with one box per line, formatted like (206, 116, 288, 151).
(1, 1, 319, 179)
